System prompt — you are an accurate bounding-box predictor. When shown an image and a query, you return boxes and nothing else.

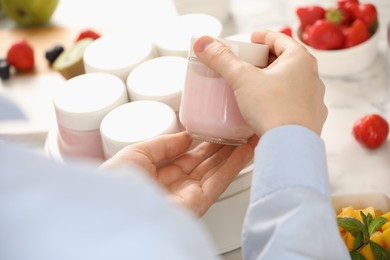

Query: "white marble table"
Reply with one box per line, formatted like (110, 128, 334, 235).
(1, 0, 390, 259)
(322, 48, 390, 197)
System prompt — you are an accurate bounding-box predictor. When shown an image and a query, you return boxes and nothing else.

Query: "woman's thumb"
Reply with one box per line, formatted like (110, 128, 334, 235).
(192, 36, 249, 88)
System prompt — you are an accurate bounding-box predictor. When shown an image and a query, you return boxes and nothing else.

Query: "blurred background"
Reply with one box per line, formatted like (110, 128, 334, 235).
(1, 0, 388, 36)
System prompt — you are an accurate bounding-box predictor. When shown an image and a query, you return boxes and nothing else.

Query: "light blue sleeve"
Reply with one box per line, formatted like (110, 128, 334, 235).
(0, 94, 26, 120)
(242, 125, 350, 260)
(0, 142, 220, 260)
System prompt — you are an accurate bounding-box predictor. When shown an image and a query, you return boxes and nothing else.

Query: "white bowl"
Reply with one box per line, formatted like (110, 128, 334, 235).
(332, 192, 390, 214)
(293, 26, 380, 77)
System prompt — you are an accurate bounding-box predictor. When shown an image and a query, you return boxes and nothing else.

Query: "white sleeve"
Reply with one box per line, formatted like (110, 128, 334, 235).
(242, 126, 350, 260)
(0, 142, 220, 260)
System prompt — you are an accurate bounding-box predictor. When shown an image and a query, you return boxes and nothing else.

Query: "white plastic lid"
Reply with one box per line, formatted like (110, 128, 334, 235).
(154, 13, 223, 57)
(225, 33, 251, 43)
(100, 100, 180, 158)
(174, 0, 231, 23)
(54, 73, 128, 131)
(189, 36, 269, 68)
(83, 32, 155, 81)
(126, 56, 187, 112)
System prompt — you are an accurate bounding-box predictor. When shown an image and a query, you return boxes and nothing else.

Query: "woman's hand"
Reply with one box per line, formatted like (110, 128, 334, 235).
(192, 30, 328, 137)
(101, 132, 257, 217)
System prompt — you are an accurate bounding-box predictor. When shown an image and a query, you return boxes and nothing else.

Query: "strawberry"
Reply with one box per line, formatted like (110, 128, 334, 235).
(340, 1, 360, 20)
(343, 19, 370, 48)
(279, 26, 292, 37)
(75, 29, 101, 42)
(304, 19, 344, 50)
(296, 5, 326, 31)
(355, 3, 378, 33)
(326, 6, 353, 25)
(337, 0, 359, 8)
(353, 114, 389, 149)
(6, 39, 35, 71)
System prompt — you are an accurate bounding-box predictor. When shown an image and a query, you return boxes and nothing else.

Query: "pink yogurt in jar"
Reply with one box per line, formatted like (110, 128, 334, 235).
(57, 127, 104, 160)
(179, 37, 269, 145)
(54, 73, 128, 160)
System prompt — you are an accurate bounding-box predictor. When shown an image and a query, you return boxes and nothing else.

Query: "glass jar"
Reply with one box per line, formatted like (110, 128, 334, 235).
(179, 37, 269, 145)
(53, 73, 128, 160)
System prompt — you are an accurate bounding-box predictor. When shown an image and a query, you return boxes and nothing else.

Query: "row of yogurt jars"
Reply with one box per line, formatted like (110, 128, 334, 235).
(53, 13, 225, 161)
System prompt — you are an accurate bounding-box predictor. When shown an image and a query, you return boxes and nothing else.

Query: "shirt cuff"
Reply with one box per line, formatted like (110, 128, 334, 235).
(251, 125, 330, 202)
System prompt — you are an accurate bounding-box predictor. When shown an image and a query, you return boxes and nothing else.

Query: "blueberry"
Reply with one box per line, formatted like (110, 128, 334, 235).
(0, 59, 10, 80)
(45, 45, 64, 64)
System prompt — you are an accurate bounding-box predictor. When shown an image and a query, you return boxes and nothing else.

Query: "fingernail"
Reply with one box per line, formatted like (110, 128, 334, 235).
(194, 36, 215, 53)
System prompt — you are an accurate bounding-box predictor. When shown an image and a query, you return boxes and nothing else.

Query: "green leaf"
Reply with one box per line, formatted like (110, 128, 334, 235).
(325, 7, 343, 25)
(337, 217, 368, 237)
(350, 251, 366, 260)
(369, 240, 390, 260)
(368, 216, 387, 235)
(353, 232, 364, 251)
(367, 213, 373, 223)
(367, 213, 373, 228)
(361, 211, 369, 227)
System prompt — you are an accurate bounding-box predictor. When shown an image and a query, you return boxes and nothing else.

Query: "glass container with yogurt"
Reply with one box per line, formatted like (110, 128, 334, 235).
(179, 37, 269, 145)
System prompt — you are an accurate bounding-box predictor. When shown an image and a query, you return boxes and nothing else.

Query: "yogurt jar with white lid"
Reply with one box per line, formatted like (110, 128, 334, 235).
(126, 56, 187, 113)
(153, 13, 223, 57)
(179, 37, 269, 145)
(83, 32, 156, 81)
(225, 33, 251, 42)
(173, 0, 231, 23)
(100, 100, 180, 159)
(53, 73, 128, 160)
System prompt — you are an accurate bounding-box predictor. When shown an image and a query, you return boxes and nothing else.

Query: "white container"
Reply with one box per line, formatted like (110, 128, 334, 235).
(126, 56, 187, 113)
(45, 123, 72, 164)
(100, 100, 180, 159)
(153, 13, 223, 57)
(201, 163, 253, 254)
(293, 25, 380, 77)
(53, 73, 128, 160)
(173, 0, 231, 23)
(332, 192, 390, 214)
(83, 32, 155, 81)
(179, 37, 269, 145)
(225, 33, 251, 43)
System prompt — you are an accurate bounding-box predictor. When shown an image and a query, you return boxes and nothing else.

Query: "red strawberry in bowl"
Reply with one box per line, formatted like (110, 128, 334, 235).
(303, 20, 344, 50)
(337, 0, 359, 7)
(342, 19, 370, 48)
(355, 3, 378, 34)
(292, 0, 379, 77)
(296, 5, 326, 31)
(325, 5, 353, 26)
